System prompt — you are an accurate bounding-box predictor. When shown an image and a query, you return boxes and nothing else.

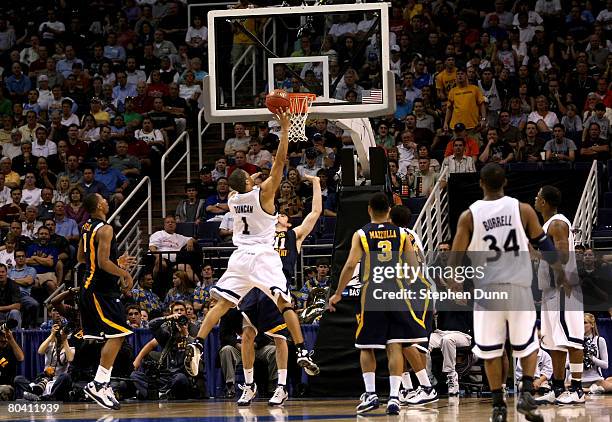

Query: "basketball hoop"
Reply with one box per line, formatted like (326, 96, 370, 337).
(287, 93, 317, 143)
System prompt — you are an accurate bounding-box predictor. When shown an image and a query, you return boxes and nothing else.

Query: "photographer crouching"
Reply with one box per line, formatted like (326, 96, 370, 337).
(14, 321, 75, 401)
(130, 301, 205, 400)
(0, 319, 23, 401)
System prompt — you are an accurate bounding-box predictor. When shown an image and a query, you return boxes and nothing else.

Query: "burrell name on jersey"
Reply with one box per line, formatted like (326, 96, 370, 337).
(229, 187, 276, 248)
(468, 196, 532, 287)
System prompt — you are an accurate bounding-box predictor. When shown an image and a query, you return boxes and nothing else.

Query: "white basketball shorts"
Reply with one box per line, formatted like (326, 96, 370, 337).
(540, 288, 584, 351)
(472, 284, 539, 359)
(211, 246, 292, 305)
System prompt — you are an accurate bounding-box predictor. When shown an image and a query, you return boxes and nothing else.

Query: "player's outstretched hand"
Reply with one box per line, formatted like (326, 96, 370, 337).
(327, 293, 342, 312)
(275, 108, 290, 131)
(118, 252, 137, 271)
(120, 271, 133, 294)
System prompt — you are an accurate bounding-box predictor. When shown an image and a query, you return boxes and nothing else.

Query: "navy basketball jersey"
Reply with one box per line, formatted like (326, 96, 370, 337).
(81, 218, 120, 294)
(274, 228, 298, 282)
(358, 222, 406, 284)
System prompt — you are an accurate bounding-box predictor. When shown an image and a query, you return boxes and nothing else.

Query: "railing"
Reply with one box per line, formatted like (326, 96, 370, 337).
(261, 17, 276, 85)
(161, 131, 191, 216)
(231, 45, 257, 107)
(573, 160, 598, 247)
(197, 92, 225, 170)
(413, 166, 451, 252)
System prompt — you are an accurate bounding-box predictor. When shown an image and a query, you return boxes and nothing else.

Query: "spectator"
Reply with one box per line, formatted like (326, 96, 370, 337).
(7, 222, 32, 252)
(110, 140, 141, 183)
(479, 128, 515, 164)
(409, 144, 441, 174)
(518, 122, 546, 161)
(37, 189, 54, 222)
(32, 127, 57, 159)
(94, 155, 129, 211)
(43, 218, 70, 282)
(374, 123, 394, 149)
(25, 226, 58, 295)
(408, 158, 439, 198)
(135, 117, 166, 156)
(296, 149, 322, 179)
(53, 202, 78, 244)
(583, 102, 610, 142)
(148, 215, 199, 282)
(204, 178, 230, 219)
(227, 151, 258, 176)
(0, 188, 27, 228)
(395, 89, 411, 121)
(175, 182, 206, 224)
(528, 96, 559, 135)
(297, 259, 330, 309)
(276, 180, 303, 218)
(56, 45, 83, 78)
(440, 138, 477, 188)
(8, 251, 38, 328)
(21, 206, 42, 239)
(0, 264, 22, 328)
(80, 166, 110, 199)
(435, 56, 457, 102)
(0, 159, 19, 189)
(256, 122, 279, 153)
(580, 123, 611, 162)
(0, 234, 16, 269)
(113, 71, 137, 114)
(6, 63, 31, 103)
(21, 173, 42, 207)
(444, 123, 480, 158)
(497, 111, 523, 145)
(218, 212, 234, 243)
(515, 345, 553, 393)
(147, 97, 175, 142)
(64, 187, 88, 226)
(126, 304, 147, 329)
(583, 313, 612, 394)
(247, 138, 272, 168)
(19, 111, 44, 143)
(39, 9, 65, 42)
(444, 68, 487, 138)
(129, 272, 163, 318)
(544, 124, 577, 162)
(412, 99, 435, 133)
(192, 265, 216, 314)
(104, 33, 127, 64)
(164, 271, 195, 308)
(397, 131, 417, 175)
(0, 176, 10, 209)
(195, 166, 217, 200)
(0, 322, 24, 401)
(224, 123, 251, 157)
(59, 99, 79, 127)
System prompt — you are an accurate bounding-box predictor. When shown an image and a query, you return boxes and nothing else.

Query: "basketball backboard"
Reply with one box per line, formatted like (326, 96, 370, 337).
(203, 2, 394, 123)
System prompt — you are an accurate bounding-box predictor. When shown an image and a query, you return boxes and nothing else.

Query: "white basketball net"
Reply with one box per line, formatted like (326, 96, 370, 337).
(287, 94, 316, 143)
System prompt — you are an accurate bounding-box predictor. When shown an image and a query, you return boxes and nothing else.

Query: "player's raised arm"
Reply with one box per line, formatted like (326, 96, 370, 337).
(328, 231, 363, 311)
(261, 109, 290, 197)
(294, 175, 322, 247)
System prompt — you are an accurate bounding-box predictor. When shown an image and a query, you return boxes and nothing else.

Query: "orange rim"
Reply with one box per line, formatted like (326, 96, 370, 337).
(287, 93, 317, 114)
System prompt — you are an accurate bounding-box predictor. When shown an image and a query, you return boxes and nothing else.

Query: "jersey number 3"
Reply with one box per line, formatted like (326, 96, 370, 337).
(482, 229, 519, 262)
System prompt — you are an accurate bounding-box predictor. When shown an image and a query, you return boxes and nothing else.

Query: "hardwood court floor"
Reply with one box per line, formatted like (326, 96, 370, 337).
(2, 396, 610, 421)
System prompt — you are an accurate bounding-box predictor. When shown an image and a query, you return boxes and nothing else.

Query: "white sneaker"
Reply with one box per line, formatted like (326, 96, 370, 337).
(405, 386, 439, 405)
(104, 385, 121, 409)
(356, 392, 379, 414)
(399, 388, 417, 405)
(386, 397, 400, 415)
(237, 383, 257, 406)
(572, 389, 586, 404)
(555, 390, 577, 405)
(268, 385, 288, 406)
(184, 342, 202, 377)
(447, 371, 459, 396)
(535, 390, 557, 405)
(84, 381, 117, 410)
(589, 384, 605, 395)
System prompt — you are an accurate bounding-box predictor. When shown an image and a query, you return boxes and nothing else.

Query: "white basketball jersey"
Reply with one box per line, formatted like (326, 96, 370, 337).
(229, 187, 277, 248)
(538, 214, 579, 294)
(468, 196, 532, 287)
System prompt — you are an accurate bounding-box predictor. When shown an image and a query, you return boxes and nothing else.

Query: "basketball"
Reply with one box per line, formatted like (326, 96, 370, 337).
(266, 89, 290, 114)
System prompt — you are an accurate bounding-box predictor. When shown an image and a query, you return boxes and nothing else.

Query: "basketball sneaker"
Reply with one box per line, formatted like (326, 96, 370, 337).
(84, 381, 119, 410)
(296, 348, 320, 376)
(516, 391, 543, 422)
(555, 388, 585, 405)
(589, 384, 605, 395)
(447, 371, 459, 396)
(386, 397, 401, 415)
(399, 387, 417, 405)
(490, 405, 507, 422)
(535, 390, 557, 405)
(405, 386, 439, 405)
(356, 392, 379, 414)
(268, 385, 288, 406)
(237, 383, 257, 406)
(184, 341, 202, 377)
(104, 385, 121, 410)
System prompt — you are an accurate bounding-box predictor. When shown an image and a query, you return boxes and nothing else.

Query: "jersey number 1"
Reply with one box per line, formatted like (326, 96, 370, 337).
(242, 217, 250, 235)
(483, 229, 519, 262)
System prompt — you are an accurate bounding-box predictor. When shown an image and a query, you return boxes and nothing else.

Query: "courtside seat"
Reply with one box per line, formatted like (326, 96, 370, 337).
(597, 208, 612, 229)
(604, 192, 612, 208)
(507, 162, 539, 172)
(541, 162, 572, 171)
(404, 197, 427, 215)
(176, 222, 196, 237)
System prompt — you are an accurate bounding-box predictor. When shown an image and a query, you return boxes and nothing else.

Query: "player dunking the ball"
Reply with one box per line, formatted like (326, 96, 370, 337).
(184, 109, 319, 379)
(78, 193, 136, 410)
(451, 164, 566, 422)
(534, 185, 585, 405)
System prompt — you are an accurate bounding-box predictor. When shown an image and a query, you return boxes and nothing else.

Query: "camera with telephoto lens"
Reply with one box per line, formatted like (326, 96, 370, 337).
(0, 319, 18, 332)
(56, 321, 75, 339)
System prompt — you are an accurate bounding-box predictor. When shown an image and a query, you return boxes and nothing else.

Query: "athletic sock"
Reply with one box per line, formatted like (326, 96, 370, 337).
(415, 369, 431, 388)
(94, 365, 111, 385)
(389, 376, 401, 398)
(278, 369, 288, 386)
(552, 378, 565, 396)
(491, 389, 505, 407)
(295, 342, 305, 350)
(363, 372, 375, 394)
(244, 368, 254, 385)
(570, 378, 582, 392)
(521, 376, 534, 393)
(401, 372, 413, 391)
